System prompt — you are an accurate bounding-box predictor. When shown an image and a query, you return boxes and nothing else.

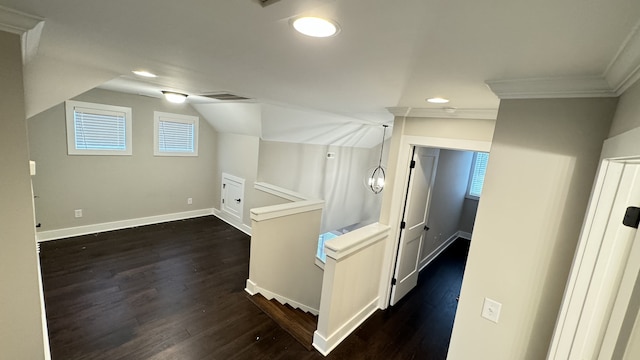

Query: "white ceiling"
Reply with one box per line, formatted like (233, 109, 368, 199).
(2, 0, 640, 146)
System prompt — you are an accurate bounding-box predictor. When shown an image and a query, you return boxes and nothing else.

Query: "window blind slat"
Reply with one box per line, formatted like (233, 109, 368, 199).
(469, 152, 489, 198)
(74, 109, 127, 151)
(158, 120, 194, 153)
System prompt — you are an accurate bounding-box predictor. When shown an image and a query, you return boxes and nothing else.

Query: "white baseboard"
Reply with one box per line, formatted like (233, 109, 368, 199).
(418, 230, 464, 272)
(244, 279, 318, 315)
(245, 279, 258, 295)
(37, 208, 215, 242)
(458, 231, 472, 240)
(313, 297, 379, 356)
(212, 208, 252, 235)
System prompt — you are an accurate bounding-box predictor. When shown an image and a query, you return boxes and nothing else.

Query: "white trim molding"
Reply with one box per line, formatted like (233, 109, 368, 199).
(250, 199, 324, 222)
(387, 107, 498, 120)
(548, 127, 640, 359)
(0, 5, 45, 64)
(324, 223, 389, 260)
(253, 182, 308, 202)
(212, 208, 252, 235)
(312, 298, 379, 356)
(37, 208, 214, 242)
(605, 18, 640, 95)
(487, 20, 640, 100)
(0, 5, 43, 35)
(418, 231, 463, 272)
(244, 281, 319, 315)
(485, 76, 617, 100)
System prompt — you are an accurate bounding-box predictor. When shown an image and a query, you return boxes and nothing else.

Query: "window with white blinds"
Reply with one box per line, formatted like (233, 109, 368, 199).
(467, 152, 489, 199)
(65, 101, 132, 155)
(154, 112, 199, 156)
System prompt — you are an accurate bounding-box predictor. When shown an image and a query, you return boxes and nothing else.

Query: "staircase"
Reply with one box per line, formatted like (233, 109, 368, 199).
(247, 293, 318, 350)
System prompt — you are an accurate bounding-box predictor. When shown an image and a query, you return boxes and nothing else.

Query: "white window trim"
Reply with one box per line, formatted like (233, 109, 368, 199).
(153, 111, 199, 157)
(466, 151, 488, 200)
(65, 100, 133, 156)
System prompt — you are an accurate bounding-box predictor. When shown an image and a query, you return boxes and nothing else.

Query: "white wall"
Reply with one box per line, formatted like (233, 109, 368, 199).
(448, 98, 618, 359)
(28, 88, 217, 232)
(421, 149, 473, 265)
(0, 30, 46, 360)
(459, 198, 479, 234)
(214, 133, 261, 228)
(258, 140, 387, 233)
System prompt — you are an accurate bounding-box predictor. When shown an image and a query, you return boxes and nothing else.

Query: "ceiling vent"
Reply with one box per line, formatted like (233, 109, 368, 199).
(200, 93, 252, 101)
(258, 0, 281, 7)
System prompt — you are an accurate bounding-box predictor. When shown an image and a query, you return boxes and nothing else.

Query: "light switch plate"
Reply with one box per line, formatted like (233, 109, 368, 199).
(482, 297, 502, 323)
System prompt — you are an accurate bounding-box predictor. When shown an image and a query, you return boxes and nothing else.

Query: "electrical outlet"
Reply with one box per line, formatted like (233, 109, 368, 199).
(481, 297, 502, 323)
(187, 198, 193, 205)
(74, 209, 83, 218)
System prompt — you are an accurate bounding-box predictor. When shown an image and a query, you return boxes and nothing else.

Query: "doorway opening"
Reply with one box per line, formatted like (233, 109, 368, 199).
(389, 146, 484, 306)
(382, 135, 491, 308)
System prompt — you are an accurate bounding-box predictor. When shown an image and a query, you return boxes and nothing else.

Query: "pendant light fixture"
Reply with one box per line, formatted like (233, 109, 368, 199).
(368, 125, 389, 194)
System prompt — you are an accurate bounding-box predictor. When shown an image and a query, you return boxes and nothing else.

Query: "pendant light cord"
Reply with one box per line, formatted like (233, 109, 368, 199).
(378, 125, 388, 168)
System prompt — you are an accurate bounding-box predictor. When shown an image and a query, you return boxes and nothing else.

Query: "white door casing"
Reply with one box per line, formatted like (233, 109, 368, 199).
(221, 173, 245, 223)
(380, 135, 491, 309)
(390, 147, 439, 306)
(549, 125, 640, 359)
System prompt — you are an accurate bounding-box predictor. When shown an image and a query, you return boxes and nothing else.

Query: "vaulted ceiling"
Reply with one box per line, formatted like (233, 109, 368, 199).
(2, 0, 640, 146)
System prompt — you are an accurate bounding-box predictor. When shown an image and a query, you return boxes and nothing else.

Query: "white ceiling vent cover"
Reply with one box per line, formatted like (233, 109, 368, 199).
(200, 93, 252, 101)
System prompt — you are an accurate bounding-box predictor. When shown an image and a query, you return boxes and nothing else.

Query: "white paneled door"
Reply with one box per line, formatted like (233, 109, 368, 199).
(390, 147, 439, 306)
(221, 173, 245, 223)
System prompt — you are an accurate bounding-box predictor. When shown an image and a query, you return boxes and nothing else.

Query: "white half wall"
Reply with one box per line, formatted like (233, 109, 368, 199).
(247, 200, 325, 313)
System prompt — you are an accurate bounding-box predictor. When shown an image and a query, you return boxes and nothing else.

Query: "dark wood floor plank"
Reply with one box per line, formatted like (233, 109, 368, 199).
(40, 216, 469, 359)
(247, 293, 317, 350)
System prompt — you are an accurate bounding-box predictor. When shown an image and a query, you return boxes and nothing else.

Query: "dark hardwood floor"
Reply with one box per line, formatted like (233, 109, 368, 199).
(40, 216, 469, 359)
(247, 293, 317, 350)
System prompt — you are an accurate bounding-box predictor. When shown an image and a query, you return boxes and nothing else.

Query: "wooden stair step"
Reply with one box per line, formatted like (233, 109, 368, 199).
(247, 293, 317, 351)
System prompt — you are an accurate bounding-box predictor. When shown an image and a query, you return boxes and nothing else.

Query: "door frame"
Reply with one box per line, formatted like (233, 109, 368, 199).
(390, 147, 439, 305)
(379, 135, 491, 309)
(549, 127, 640, 359)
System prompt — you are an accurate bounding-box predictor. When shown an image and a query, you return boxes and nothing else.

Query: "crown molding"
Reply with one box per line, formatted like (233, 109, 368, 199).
(387, 107, 498, 120)
(0, 5, 43, 34)
(0, 6, 45, 65)
(488, 19, 640, 100)
(604, 19, 640, 95)
(485, 76, 617, 100)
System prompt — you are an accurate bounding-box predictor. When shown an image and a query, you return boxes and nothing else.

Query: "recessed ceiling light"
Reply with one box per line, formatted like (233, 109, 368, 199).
(162, 91, 188, 104)
(132, 70, 158, 78)
(292, 17, 340, 38)
(427, 97, 450, 104)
